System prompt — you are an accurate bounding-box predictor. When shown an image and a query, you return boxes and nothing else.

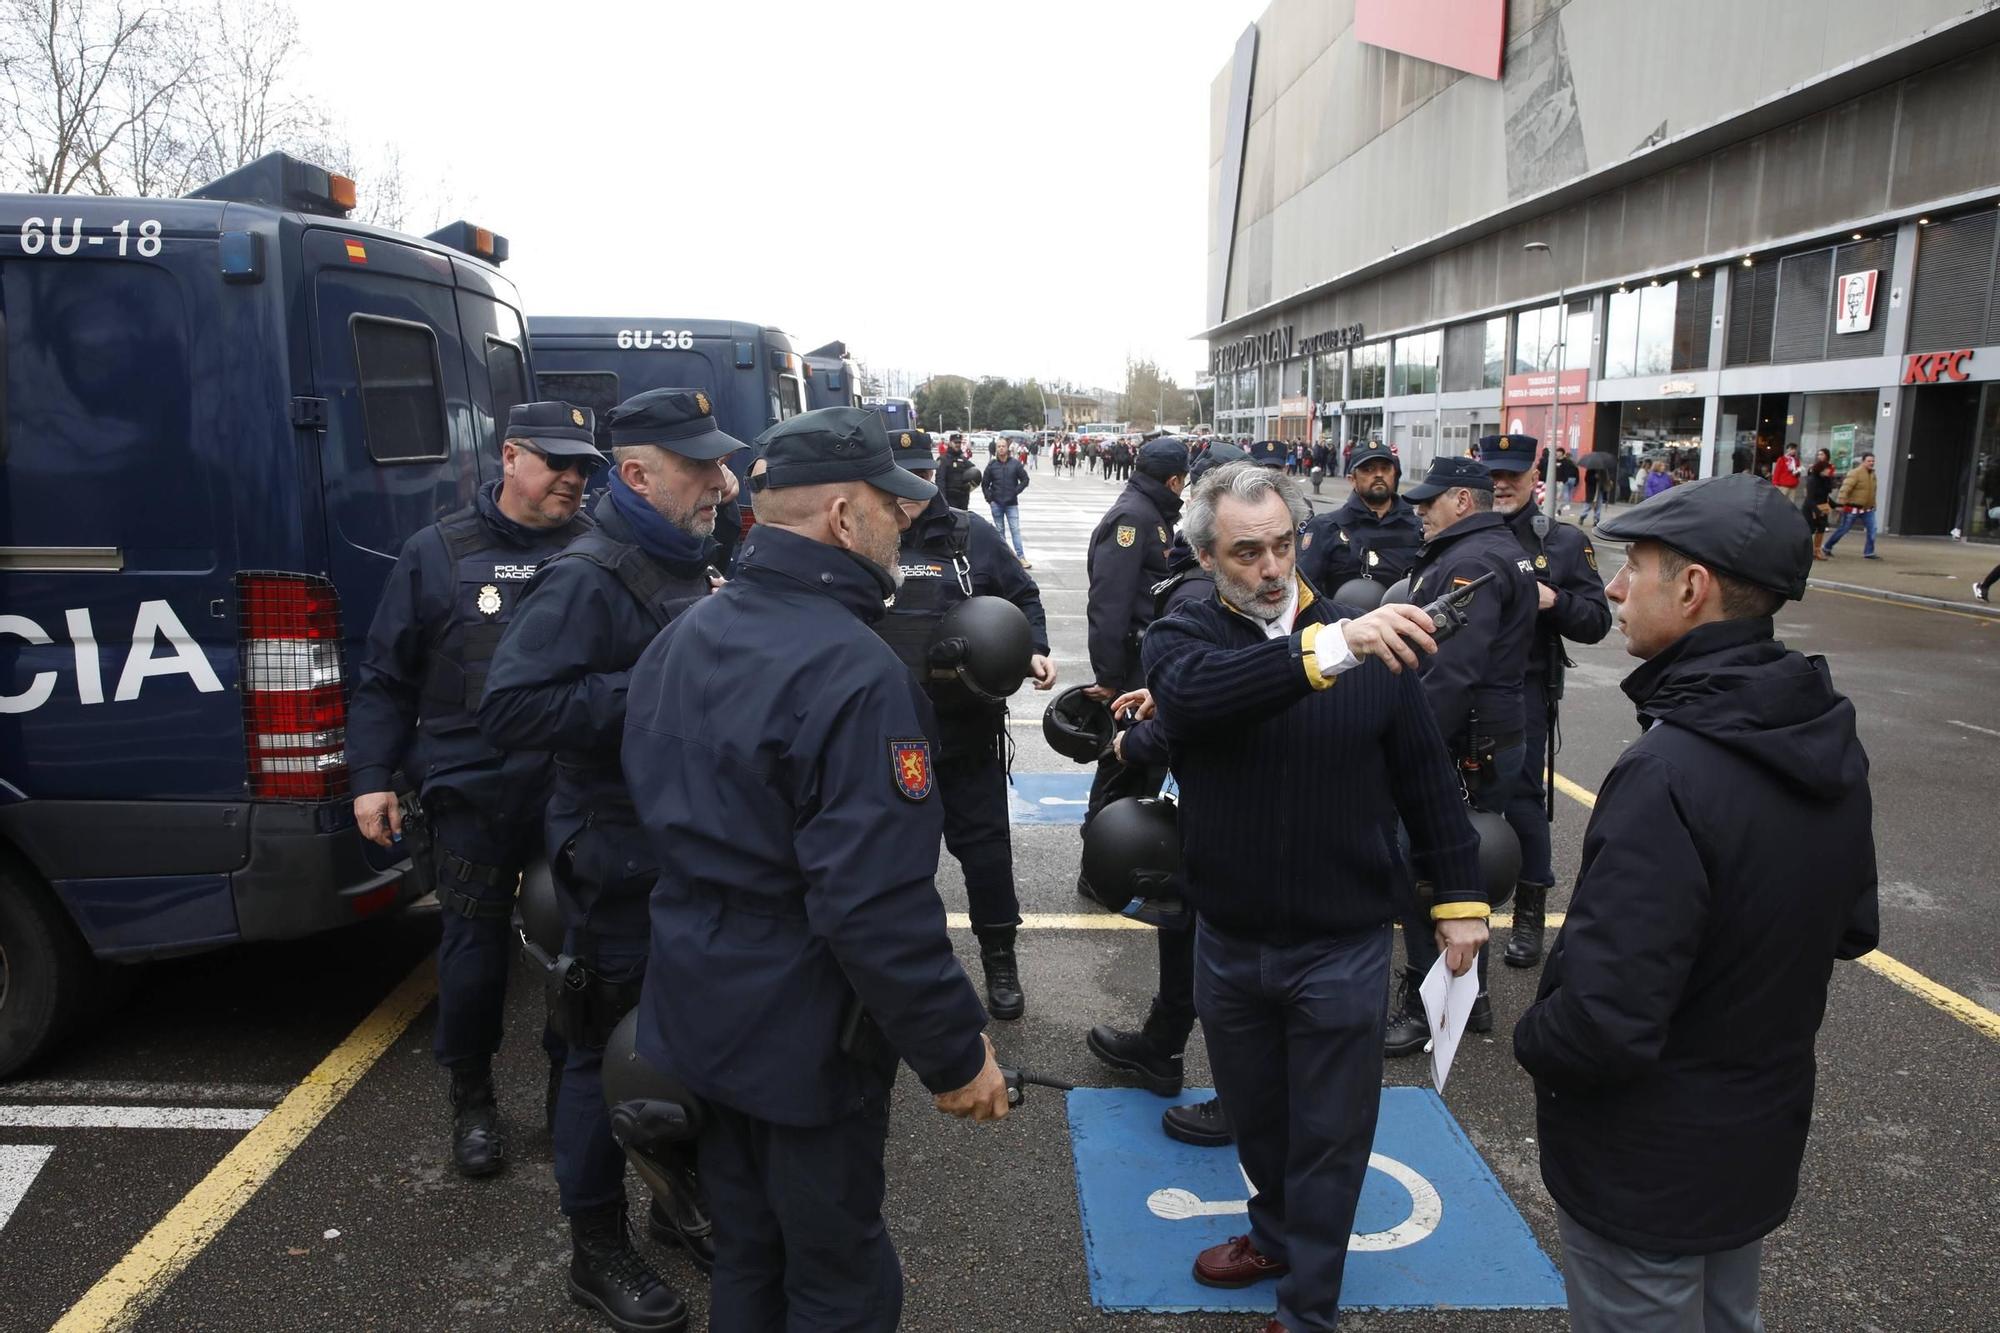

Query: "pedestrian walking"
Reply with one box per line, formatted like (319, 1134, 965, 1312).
(1821, 452, 1879, 559)
(1805, 448, 1837, 560)
(1772, 443, 1803, 509)
(1554, 447, 1580, 516)
(1643, 458, 1673, 500)
(1514, 473, 1879, 1333)
(981, 443, 1032, 566)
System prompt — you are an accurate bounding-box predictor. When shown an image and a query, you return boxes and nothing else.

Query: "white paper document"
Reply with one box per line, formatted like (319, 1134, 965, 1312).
(1418, 950, 1482, 1094)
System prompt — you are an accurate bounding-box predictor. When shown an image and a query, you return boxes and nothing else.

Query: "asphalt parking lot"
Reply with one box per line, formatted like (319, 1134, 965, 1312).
(3, 468, 1995, 1332)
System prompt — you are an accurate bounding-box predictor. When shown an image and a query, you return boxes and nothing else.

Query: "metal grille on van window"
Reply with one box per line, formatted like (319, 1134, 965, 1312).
(236, 572, 349, 800)
(1907, 212, 1997, 352)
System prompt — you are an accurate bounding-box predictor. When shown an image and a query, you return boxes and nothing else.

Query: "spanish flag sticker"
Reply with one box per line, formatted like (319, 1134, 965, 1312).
(344, 239, 367, 264)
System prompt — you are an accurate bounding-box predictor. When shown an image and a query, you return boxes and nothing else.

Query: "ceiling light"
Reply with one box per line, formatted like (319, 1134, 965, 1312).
(1918, 217, 1931, 226)
(1851, 231, 1865, 241)
(1741, 256, 1754, 267)
(1690, 267, 1702, 278)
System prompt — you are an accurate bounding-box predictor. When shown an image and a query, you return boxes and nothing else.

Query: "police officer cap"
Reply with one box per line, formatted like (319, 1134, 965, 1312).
(605, 387, 747, 459)
(752, 406, 935, 501)
(1189, 441, 1249, 483)
(1476, 433, 1539, 473)
(1403, 455, 1494, 502)
(1346, 439, 1398, 471)
(1249, 438, 1287, 469)
(890, 428, 938, 473)
(506, 400, 607, 464)
(1136, 437, 1190, 480)
(1596, 472, 1813, 600)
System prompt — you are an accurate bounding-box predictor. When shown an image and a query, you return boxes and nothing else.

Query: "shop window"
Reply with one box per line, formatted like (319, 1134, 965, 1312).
(1482, 315, 1506, 388)
(1236, 368, 1257, 410)
(1513, 304, 1587, 375)
(1350, 342, 1387, 399)
(1290, 357, 1310, 398)
(1800, 391, 1876, 474)
(1313, 350, 1345, 402)
(1261, 362, 1281, 413)
(1391, 330, 1440, 397)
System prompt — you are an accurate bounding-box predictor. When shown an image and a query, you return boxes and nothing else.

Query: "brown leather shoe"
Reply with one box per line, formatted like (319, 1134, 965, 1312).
(1263, 1322, 1288, 1333)
(1193, 1234, 1289, 1288)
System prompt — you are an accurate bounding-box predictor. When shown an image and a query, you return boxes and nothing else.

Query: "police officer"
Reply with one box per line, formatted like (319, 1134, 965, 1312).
(1384, 455, 1537, 1054)
(1299, 438, 1423, 594)
(480, 388, 741, 1332)
(1080, 437, 1188, 878)
(880, 428, 1056, 1019)
(941, 436, 981, 510)
(1081, 440, 1243, 1146)
(1479, 434, 1611, 967)
(348, 402, 602, 1176)
(625, 407, 1009, 1331)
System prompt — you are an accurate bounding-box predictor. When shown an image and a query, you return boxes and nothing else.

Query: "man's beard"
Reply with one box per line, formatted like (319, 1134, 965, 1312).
(659, 491, 719, 537)
(1215, 567, 1288, 622)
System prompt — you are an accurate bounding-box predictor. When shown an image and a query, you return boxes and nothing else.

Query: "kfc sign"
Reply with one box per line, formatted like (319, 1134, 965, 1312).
(1903, 349, 1973, 384)
(1356, 0, 1507, 81)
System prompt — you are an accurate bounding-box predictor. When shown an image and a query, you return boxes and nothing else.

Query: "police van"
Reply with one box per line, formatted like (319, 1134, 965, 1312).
(527, 317, 807, 544)
(802, 339, 862, 412)
(0, 152, 530, 1076)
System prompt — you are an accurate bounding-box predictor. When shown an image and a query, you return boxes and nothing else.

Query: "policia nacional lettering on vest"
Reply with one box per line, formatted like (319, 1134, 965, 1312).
(424, 508, 581, 716)
(879, 509, 978, 700)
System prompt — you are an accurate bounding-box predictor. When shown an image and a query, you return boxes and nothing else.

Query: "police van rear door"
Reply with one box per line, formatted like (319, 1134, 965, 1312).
(304, 227, 480, 625)
(445, 255, 531, 481)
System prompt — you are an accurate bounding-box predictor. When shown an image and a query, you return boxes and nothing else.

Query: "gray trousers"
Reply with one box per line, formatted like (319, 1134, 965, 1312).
(1557, 1206, 1765, 1333)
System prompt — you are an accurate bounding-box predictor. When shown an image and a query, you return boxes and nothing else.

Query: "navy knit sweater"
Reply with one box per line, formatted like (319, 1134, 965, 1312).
(1142, 578, 1484, 941)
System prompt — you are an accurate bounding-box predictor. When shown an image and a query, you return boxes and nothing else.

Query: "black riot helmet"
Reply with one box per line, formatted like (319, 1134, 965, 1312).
(929, 595, 1034, 701)
(1043, 686, 1114, 763)
(1080, 796, 1186, 928)
(601, 1012, 709, 1239)
(1331, 577, 1386, 613)
(516, 858, 563, 960)
(1467, 808, 1522, 907)
(1382, 575, 1414, 605)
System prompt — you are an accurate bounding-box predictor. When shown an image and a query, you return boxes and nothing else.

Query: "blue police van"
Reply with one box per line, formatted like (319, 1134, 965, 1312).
(802, 339, 862, 412)
(0, 152, 530, 1076)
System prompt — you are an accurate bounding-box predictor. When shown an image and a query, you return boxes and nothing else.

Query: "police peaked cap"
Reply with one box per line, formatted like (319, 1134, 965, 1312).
(1596, 472, 1813, 600)
(1189, 441, 1249, 483)
(506, 401, 606, 462)
(752, 406, 934, 501)
(1249, 439, 1287, 468)
(1136, 438, 1190, 480)
(1346, 439, 1398, 472)
(1476, 433, 1540, 472)
(605, 388, 747, 459)
(1403, 455, 1494, 501)
(890, 428, 938, 472)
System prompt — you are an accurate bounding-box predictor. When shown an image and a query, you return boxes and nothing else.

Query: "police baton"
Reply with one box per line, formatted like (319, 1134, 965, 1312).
(1000, 1067, 1075, 1108)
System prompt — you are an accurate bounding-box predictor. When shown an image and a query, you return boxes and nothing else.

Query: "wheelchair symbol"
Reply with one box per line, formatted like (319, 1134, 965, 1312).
(1145, 1153, 1442, 1252)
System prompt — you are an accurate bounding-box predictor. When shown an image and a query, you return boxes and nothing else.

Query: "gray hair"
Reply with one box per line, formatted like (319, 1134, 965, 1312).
(1183, 460, 1310, 554)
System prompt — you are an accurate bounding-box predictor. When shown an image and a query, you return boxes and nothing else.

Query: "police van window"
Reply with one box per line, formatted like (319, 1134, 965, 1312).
(535, 371, 619, 447)
(484, 337, 528, 437)
(779, 373, 804, 419)
(352, 316, 448, 463)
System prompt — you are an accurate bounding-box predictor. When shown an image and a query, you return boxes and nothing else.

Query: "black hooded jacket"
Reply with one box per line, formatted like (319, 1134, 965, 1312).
(1514, 617, 1879, 1254)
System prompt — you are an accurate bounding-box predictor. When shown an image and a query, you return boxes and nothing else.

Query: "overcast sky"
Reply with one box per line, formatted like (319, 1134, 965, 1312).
(293, 1, 1266, 392)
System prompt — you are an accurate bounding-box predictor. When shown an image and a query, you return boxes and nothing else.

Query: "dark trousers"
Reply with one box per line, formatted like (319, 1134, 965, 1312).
(1196, 918, 1391, 1332)
(935, 720, 1021, 931)
(1152, 918, 1198, 1052)
(1506, 698, 1556, 890)
(551, 840, 652, 1216)
(699, 1074, 900, 1333)
(428, 804, 542, 1070)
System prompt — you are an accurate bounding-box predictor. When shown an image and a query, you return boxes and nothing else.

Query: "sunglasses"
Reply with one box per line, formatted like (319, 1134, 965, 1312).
(520, 443, 594, 475)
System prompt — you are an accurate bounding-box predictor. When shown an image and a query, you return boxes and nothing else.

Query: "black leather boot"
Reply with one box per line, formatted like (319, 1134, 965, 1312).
(1086, 1001, 1186, 1096)
(569, 1204, 689, 1332)
(1504, 882, 1549, 968)
(1162, 1096, 1234, 1147)
(975, 925, 1025, 1021)
(448, 1065, 506, 1178)
(645, 1157, 717, 1274)
(1383, 966, 1430, 1058)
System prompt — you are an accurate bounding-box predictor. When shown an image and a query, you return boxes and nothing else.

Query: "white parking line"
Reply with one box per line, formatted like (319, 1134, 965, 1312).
(0, 1144, 55, 1231)
(0, 1080, 288, 1104)
(0, 1105, 269, 1131)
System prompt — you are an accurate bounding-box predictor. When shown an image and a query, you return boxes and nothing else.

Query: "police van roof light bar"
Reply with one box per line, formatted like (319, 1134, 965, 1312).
(425, 221, 509, 264)
(187, 151, 355, 218)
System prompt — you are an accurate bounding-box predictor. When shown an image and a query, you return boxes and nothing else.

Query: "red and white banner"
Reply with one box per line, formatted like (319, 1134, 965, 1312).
(1356, 0, 1508, 81)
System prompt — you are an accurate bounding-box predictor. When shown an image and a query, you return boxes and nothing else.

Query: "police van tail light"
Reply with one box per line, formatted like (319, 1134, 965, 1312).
(236, 573, 349, 801)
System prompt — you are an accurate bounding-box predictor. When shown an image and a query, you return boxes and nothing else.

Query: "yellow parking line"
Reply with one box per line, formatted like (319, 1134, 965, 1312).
(52, 957, 438, 1333)
(1551, 771, 2000, 1043)
(956, 911, 1565, 930)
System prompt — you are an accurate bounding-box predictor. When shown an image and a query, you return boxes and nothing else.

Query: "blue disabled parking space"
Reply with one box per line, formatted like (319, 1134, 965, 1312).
(1008, 772, 1093, 824)
(1067, 1085, 1566, 1313)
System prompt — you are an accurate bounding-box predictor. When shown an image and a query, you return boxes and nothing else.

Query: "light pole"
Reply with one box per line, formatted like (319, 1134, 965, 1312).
(1522, 240, 1564, 522)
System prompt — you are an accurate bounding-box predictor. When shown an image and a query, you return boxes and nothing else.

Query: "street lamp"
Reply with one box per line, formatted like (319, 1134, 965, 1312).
(1522, 240, 1564, 522)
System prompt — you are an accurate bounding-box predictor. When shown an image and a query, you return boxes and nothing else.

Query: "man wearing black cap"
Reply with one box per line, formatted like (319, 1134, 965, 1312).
(1384, 455, 1537, 1054)
(480, 388, 744, 1331)
(1081, 436, 1190, 877)
(1480, 434, 1611, 969)
(941, 437, 982, 511)
(1084, 438, 1245, 1147)
(625, 406, 1008, 1333)
(350, 402, 602, 1178)
(1298, 439, 1422, 597)
(880, 428, 1057, 1020)
(1515, 474, 1878, 1333)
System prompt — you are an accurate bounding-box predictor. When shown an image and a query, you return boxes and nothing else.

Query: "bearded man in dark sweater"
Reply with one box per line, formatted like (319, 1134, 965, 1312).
(1142, 461, 1487, 1333)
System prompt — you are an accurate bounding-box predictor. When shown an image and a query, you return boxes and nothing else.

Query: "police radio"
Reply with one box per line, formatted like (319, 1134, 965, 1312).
(1418, 571, 1497, 643)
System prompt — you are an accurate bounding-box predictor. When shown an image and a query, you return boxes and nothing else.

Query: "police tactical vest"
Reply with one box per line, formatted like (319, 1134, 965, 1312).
(541, 529, 698, 633)
(423, 507, 582, 715)
(878, 510, 974, 692)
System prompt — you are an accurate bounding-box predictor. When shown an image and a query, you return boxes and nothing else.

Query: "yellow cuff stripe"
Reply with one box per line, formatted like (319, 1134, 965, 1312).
(1430, 901, 1492, 921)
(1300, 622, 1333, 691)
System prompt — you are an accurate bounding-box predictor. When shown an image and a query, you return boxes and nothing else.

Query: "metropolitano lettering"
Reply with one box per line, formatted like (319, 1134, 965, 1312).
(1210, 323, 1366, 375)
